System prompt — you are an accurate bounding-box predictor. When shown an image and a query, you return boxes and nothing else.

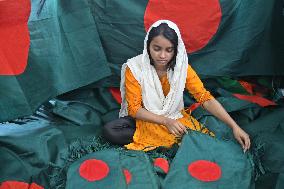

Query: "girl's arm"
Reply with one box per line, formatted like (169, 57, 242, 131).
(185, 65, 250, 152)
(202, 98, 251, 152)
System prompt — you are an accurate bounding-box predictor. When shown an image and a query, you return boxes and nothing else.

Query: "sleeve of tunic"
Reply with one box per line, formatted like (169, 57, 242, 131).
(125, 66, 143, 117)
(185, 65, 214, 104)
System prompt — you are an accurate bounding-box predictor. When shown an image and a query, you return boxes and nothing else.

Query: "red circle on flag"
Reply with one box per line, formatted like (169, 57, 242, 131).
(188, 160, 222, 182)
(0, 181, 44, 189)
(153, 157, 169, 173)
(144, 0, 222, 53)
(0, 0, 31, 75)
(123, 169, 132, 184)
(79, 159, 110, 182)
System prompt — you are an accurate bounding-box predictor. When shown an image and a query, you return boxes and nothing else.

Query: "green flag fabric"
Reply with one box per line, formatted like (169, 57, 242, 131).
(0, 0, 111, 122)
(65, 150, 127, 189)
(1, 104, 283, 188)
(0, 0, 284, 121)
(189, 0, 284, 77)
(0, 120, 67, 188)
(91, 0, 284, 77)
(1, 0, 283, 121)
(66, 150, 160, 189)
(163, 131, 254, 189)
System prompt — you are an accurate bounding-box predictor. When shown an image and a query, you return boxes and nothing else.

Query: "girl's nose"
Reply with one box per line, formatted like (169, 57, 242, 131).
(160, 51, 166, 59)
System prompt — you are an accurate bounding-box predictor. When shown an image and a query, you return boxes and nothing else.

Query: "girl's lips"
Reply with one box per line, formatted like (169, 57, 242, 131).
(157, 60, 168, 63)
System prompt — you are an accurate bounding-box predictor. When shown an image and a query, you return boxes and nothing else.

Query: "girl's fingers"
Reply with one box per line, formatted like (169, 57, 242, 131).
(237, 137, 245, 150)
(169, 121, 188, 136)
(174, 124, 184, 135)
(177, 123, 187, 134)
(180, 124, 188, 133)
(245, 136, 250, 151)
(172, 128, 181, 137)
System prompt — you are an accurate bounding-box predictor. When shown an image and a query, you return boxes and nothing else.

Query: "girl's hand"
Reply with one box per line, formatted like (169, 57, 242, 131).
(163, 118, 187, 137)
(232, 126, 251, 152)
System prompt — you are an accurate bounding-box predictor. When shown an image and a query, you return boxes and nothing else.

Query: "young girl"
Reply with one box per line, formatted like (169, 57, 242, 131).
(104, 20, 250, 152)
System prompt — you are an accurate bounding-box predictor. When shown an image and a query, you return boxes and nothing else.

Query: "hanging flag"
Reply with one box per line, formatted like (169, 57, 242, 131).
(0, 0, 112, 122)
(1, 0, 283, 121)
(91, 0, 284, 78)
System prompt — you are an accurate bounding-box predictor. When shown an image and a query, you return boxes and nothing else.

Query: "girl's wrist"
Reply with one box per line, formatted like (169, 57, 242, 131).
(230, 123, 240, 130)
(162, 117, 168, 126)
(161, 116, 170, 126)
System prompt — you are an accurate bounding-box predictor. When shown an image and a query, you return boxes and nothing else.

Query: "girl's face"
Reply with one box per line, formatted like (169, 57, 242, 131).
(149, 35, 175, 70)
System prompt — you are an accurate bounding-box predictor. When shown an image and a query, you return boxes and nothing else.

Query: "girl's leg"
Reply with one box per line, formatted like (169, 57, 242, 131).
(103, 116, 136, 145)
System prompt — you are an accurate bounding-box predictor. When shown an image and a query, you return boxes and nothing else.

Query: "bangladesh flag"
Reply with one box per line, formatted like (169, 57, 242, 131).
(91, 0, 284, 77)
(0, 0, 112, 122)
(0, 0, 283, 121)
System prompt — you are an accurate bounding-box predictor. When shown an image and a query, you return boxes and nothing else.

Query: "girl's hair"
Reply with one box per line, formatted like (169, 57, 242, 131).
(147, 23, 178, 70)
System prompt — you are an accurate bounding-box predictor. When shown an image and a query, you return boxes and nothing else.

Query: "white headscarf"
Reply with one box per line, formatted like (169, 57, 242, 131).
(119, 20, 188, 119)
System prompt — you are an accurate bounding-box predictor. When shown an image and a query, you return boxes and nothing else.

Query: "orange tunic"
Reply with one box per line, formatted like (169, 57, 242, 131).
(124, 65, 214, 151)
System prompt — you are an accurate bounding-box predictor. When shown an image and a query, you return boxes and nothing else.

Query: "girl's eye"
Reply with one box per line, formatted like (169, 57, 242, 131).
(153, 48, 160, 51)
(167, 48, 174, 52)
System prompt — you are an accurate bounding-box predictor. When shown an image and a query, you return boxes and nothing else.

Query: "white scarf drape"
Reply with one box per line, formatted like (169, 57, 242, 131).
(119, 20, 188, 120)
